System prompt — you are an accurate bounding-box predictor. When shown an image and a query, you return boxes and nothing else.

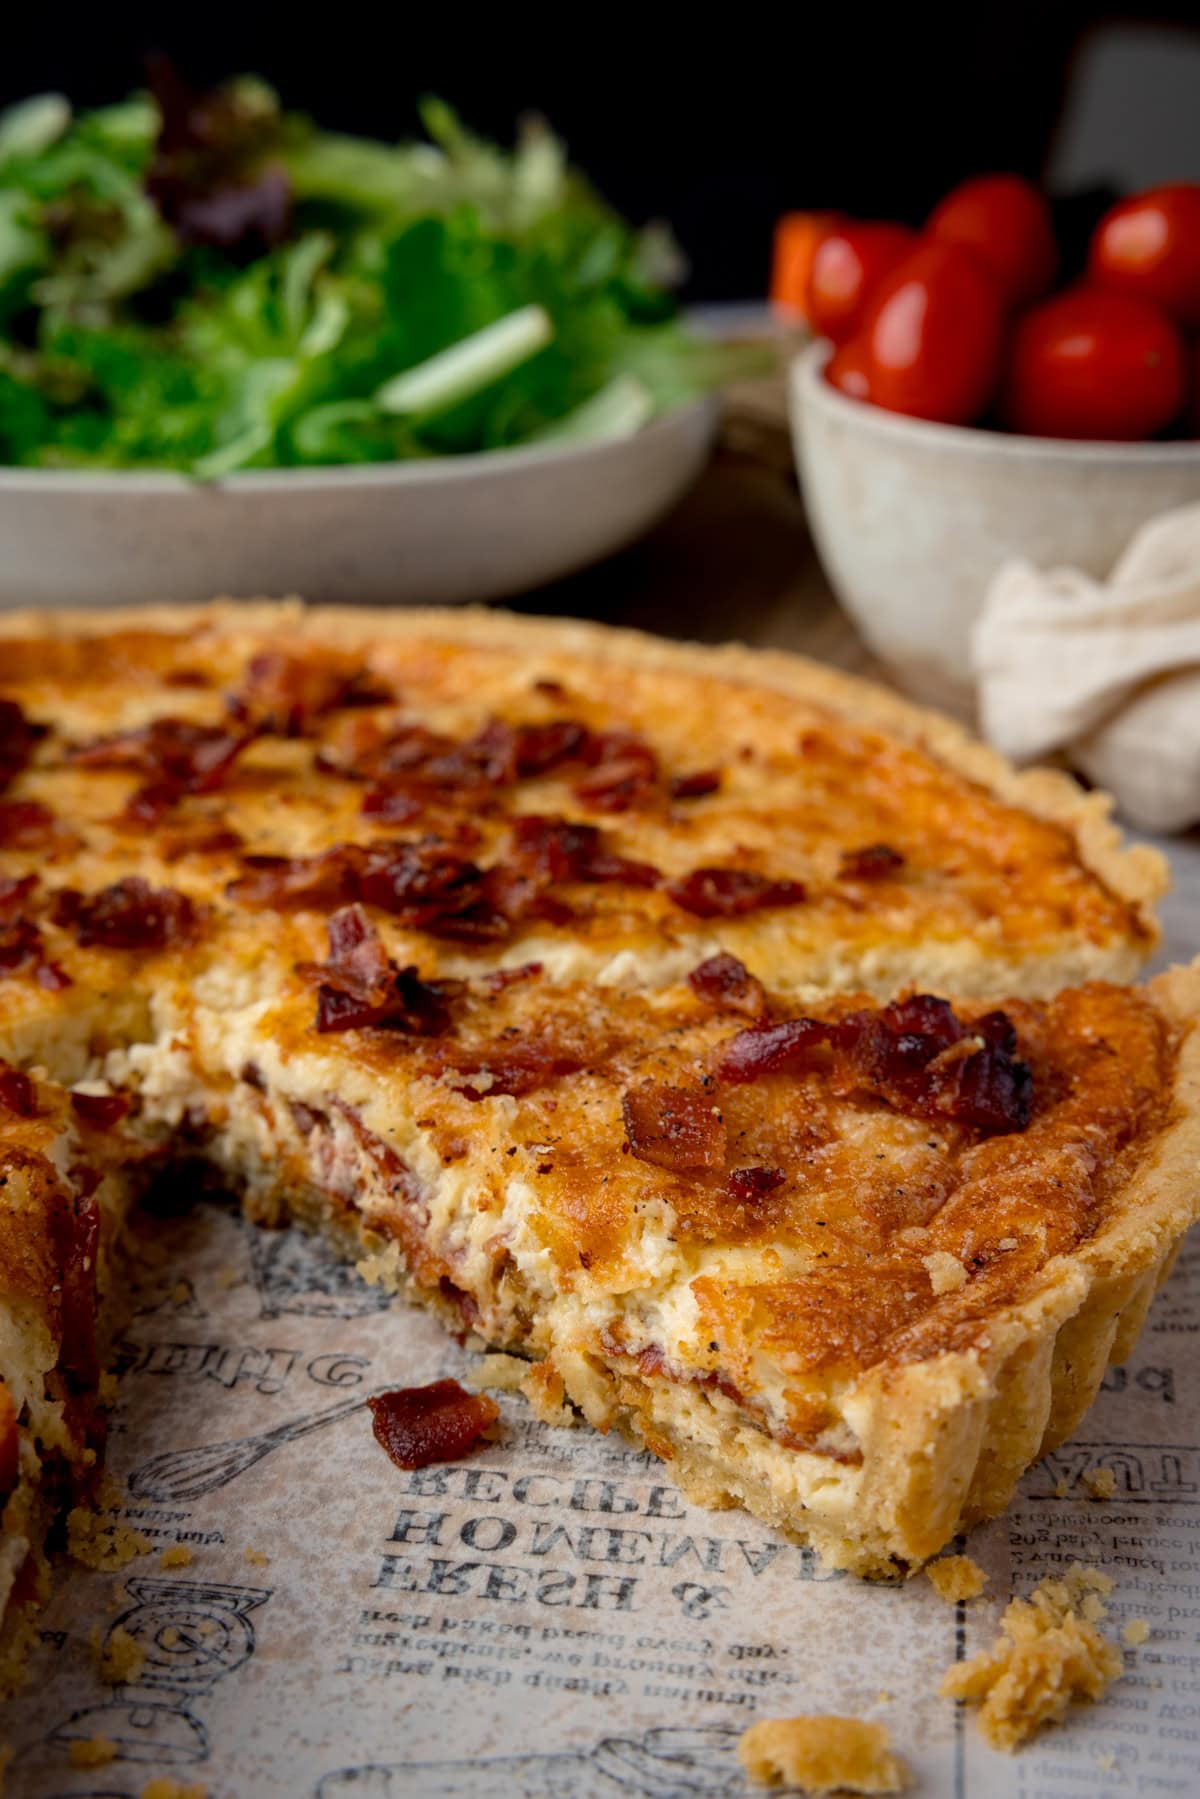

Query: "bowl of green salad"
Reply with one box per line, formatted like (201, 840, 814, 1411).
(0, 68, 749, 607)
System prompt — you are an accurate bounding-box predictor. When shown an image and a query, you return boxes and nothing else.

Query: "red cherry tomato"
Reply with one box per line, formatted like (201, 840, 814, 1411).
(805, 223, 916, 343)
(861, 242, 1005, 424)
(926, 173, 1058, 308)
(825, 335, 874, 400)
(1000, 288, 1185, 440)
(1090, 185, 1200, 328)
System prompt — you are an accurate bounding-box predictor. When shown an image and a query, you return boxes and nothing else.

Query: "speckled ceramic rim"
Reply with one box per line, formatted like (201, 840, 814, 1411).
(0, 394, 717, 493)
(794, 338, 1200, 466)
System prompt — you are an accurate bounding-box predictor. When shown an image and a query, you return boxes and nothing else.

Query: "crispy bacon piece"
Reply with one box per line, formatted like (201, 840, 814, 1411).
(72, 716, 253, 823)
(622, 1082, 727, 1176)
(511, 720, 589, 775)
(233, 650, 390, 736)
(839, 843, 905, 881)
(427, 1037, 585, 1100)
(0, 1062, 37, 1117)
(230, 846, 366, 911)
(0, 699, 42, 790)
(368, 1380, 499, 1471)
(71, 1090, 132, 1129)
(302, 904, 458, 1036)
(573, 731, 661, 812)
(687, 953, 767, 1018)
(719, 993, 1032, 1133)
(72, 717, 249, 788)
(0, 799, 56, 849)
(666, 867, 807, 919)
(55, 877, 197, 951)
(53, 1192, 100, 1388)
(728, 1166, 786, 1203)
(0, 878, 71, 989)
(0, 874, 36, 919)
(670, 769, 722, 800)
(510, 815, 660, 888)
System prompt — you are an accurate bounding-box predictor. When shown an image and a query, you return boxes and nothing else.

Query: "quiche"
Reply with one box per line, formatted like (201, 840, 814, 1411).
(1, 601, 1197, 1677)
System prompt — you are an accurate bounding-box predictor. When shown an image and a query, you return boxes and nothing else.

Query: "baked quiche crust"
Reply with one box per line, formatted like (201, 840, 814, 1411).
(0, 600, 1194, 1671)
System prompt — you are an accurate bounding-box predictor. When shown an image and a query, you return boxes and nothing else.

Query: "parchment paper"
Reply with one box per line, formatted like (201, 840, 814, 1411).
(5, 836, 1200, 1799)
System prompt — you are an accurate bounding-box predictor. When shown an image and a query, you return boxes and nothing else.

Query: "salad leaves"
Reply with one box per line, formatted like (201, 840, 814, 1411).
(0, 75, 757, 474)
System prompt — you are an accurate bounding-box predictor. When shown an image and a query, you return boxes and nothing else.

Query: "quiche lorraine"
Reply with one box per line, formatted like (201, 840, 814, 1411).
(1, 601, 1197, 1675)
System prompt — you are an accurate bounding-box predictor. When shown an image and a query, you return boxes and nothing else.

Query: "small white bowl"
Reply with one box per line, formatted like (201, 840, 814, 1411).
(790, 340, 1200, 717)
(0, 396, 716, 611)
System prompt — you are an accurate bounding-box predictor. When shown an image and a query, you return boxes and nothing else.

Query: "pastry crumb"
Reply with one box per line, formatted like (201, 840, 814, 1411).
(1083, 1466, 1117, 1499)
(215, 1264, 240, 1288)
(1123, 1618, 1150, 1646)
(98, 1623, 146, 1686)
(521, 1358, 578, 1429)
(467, 1352, 529, 1392)
(737, 1715, 909, 1792)
(922, 1251, 967, 1295)
(1096, 1751, 1116, 1771)
(160, 1544, 194, 1569)
(926, 1554, 987, 1603)
(1054, 1477, 1070, 1498)
(940, 1562, 1121, 1750)
(141, 1781, 208, 1799)
(68, 1508, 152, 1571)
(244, 1547, 271, 1568)
(68, 1736, 118, 1768)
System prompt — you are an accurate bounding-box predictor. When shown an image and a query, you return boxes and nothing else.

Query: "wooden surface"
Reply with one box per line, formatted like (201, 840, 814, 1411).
(520, 399, 1200, 975)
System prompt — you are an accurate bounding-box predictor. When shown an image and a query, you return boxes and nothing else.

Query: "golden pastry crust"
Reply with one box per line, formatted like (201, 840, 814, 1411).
(0, 600, 1194, 1660)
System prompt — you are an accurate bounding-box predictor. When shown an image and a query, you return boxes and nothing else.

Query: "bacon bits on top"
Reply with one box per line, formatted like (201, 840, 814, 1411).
(666, 867, 807, 919)
(687, 953, 767, 1017)
(839, 843, 906, 881)
(719, 992, 1032, 1133)
(301, 904, 458, 1036)
(71, 716, 252, 821)
(368, 1380, 499, 1470)
(0, 699, 43, 790)
(623, 1082, 728, 1177)
(0, 799, 57, 849)
(52, 877, 198, 952)
(231, 650, 392, 736)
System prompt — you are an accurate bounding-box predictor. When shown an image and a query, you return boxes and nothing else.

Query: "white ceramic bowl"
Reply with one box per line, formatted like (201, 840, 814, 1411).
(791, 340, 1200, 717)
(0, 396, 716, 610)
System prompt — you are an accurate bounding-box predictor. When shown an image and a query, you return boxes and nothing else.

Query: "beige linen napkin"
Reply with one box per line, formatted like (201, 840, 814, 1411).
(971, 502, 1200, 832)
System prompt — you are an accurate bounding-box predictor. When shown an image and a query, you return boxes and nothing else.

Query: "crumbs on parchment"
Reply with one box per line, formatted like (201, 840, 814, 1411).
(69, 1737, 118, 1768)
(95, 1623, 146, 1686)
(925, 1554, 987, 1603)
(940, 1563, 1121, 1750)
(737, 1715, 909, 1792)
(68, 1507, 152, 1572)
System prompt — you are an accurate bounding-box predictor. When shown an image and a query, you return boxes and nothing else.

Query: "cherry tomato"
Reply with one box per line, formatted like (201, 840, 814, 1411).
(1090, 185, 1200, 328)
(926, 173, 1057, 308)
(1000, 288, 1185, 439)
(806, 223, 916, 343)
(771, 211, 841, 320)
(825, 334, 874, 400)
(861, 242, 1004, 424)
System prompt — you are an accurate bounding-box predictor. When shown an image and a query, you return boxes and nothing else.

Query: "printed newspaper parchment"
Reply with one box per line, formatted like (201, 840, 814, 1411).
(5, 843, 1200, 1799)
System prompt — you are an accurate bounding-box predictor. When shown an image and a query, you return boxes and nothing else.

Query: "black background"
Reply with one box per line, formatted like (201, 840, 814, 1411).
(5, 4, 1199, 297)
